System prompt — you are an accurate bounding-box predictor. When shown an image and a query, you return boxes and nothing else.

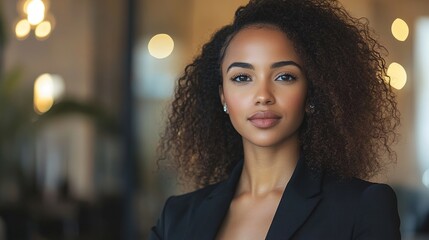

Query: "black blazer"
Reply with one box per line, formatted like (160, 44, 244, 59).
(149, 158, 401, 239)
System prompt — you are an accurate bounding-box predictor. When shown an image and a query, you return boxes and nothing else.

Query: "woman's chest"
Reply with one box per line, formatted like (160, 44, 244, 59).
(216, 193, 282, 240)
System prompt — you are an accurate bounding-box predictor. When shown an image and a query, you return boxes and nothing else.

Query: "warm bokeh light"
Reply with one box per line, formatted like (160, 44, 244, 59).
(391, 18, 409, 41)
(15, 19, 31, 39)
(34, 74, 54, 114)
(386, 62, 407, 90)
(148, 34, 174, 59)
(45, 14, 56, 29)
(35, 20, 52, 39)
(27, 0, 45, 25)
(23, 0, 30, 14)
(50, 74, 65, 99)
(17, 0, 54, 40)
(34, 73, 64, 114)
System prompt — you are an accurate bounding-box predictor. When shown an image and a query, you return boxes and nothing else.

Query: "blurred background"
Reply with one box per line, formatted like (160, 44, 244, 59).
(0, 0, 428, 239)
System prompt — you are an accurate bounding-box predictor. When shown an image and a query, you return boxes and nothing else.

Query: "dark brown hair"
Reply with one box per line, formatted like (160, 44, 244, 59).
(158, 0, 400, 189)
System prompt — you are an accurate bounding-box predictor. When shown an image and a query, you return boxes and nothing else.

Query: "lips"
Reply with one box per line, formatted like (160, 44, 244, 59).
(248, 111, 281, 129)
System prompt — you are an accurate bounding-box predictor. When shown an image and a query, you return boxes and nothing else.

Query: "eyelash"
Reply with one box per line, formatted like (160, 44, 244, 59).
(230, 73, 298, 83)
(276, 73, 297, 82)
(230, 74, 251, 82)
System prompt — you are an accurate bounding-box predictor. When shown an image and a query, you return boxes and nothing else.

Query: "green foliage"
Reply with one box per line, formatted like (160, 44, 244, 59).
(0, 67, 34, 140)
(0, 7, 119, 188)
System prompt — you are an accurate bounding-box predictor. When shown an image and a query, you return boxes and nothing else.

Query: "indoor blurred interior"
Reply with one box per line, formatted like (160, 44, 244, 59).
(0, 0, 428, 239)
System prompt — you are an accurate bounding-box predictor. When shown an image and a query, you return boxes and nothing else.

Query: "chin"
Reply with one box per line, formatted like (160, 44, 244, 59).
(243, 125, 303, 146)
(243, 135, 298, 148)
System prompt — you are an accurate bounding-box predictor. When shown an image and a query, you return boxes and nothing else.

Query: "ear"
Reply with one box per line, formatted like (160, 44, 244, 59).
(219, 85, 225, 105)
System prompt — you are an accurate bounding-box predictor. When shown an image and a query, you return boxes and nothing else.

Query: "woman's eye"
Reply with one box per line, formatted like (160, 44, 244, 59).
(231, 74, 251, 82)
(276, 73, 297, 82)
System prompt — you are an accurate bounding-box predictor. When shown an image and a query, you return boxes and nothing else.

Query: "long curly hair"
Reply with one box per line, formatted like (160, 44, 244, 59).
(158, 0, 400, 189)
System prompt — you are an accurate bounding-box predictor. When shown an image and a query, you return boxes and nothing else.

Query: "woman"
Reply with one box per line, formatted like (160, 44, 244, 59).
(150, 0, 401, 239)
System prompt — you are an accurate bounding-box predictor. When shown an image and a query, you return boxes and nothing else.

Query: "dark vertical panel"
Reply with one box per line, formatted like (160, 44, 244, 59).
(122, 0, 137, 238)
(0, 3, 5, 75)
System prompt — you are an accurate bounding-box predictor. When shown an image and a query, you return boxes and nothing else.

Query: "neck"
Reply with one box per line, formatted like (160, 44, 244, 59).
(237, 136, 300, 197)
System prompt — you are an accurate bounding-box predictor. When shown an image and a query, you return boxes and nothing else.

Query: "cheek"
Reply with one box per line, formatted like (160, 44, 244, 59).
(280, 88, 307, 113)
(224, 92, 246, 115)
(289, 93, 307, 111)
(223, 85, 246, 105)
(222, 89, 251, 127)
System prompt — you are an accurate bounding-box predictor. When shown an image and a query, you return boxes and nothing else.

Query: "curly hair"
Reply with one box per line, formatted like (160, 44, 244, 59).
(158, 0, 400, 189)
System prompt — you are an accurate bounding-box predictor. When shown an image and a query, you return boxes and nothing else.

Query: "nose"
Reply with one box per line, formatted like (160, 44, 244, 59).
(254, 81, 275, 105)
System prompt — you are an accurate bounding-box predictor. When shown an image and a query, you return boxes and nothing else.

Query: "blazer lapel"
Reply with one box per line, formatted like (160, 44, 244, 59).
(187, 157, 322, 240)
(188, 161, 243, 240)
(266, 158, 323, 240)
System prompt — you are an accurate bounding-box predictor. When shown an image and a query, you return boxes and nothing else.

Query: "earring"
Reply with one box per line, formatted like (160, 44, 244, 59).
(223, 104, 228, 113)
(306, 103, 315, 114)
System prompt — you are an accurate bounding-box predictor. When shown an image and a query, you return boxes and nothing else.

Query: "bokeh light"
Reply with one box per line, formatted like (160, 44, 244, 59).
(148, 34, 175, 59)
(15, 19, 31, 40)
(34, 73, 64, 114)
(423, 169, 429, 188)
(391, 18, 409, 41)
(16, 0, 54, 40)
(386, 62, 407, 90)
(26, 0, 45, 26)
(35, 20, 52, 39)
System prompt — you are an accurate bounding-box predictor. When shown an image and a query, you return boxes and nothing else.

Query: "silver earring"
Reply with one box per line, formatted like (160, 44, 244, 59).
(306, 103, 315, 114)
(223, 104, 228, 113)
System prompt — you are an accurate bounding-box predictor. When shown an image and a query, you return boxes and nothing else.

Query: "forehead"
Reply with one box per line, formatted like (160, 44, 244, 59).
(222, 25, 303, 68)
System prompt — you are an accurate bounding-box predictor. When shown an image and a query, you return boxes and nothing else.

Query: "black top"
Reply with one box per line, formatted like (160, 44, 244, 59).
(149, 157, 401, 239)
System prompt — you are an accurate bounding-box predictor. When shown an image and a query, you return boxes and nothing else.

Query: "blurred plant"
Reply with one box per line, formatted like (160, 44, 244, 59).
(0, 66, 34, 171)
(37, 99, 119, 135)
(0, 5, 36, 202)
(0, 8, 119, 202)
(0, 3, 5, 72)
(0, 2, 33, 184)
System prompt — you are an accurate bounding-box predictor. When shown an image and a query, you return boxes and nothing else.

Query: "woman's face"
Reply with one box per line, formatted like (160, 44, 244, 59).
(220, 25, 308, 148)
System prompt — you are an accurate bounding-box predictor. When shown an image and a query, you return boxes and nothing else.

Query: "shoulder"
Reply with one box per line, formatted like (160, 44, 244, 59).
(324, 176, 397, 205)
(163, 182, 221, 213)
(349, 180, 401, 239)
(148, 182, 225, 240)
(321, 176, 401, 239)
(321, 175, 399, 215)
(322, 175, 397, 199)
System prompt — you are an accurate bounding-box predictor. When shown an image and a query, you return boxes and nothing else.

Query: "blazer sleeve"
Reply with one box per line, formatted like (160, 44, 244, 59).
(353, 184, 401, 240)
(148, 196, 173, 240)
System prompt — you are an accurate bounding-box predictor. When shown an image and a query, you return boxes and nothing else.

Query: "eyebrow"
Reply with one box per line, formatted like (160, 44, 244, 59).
(271, 61, 303, 70)
(226, 60, 303, 72)
(226, 62, 254, 72)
